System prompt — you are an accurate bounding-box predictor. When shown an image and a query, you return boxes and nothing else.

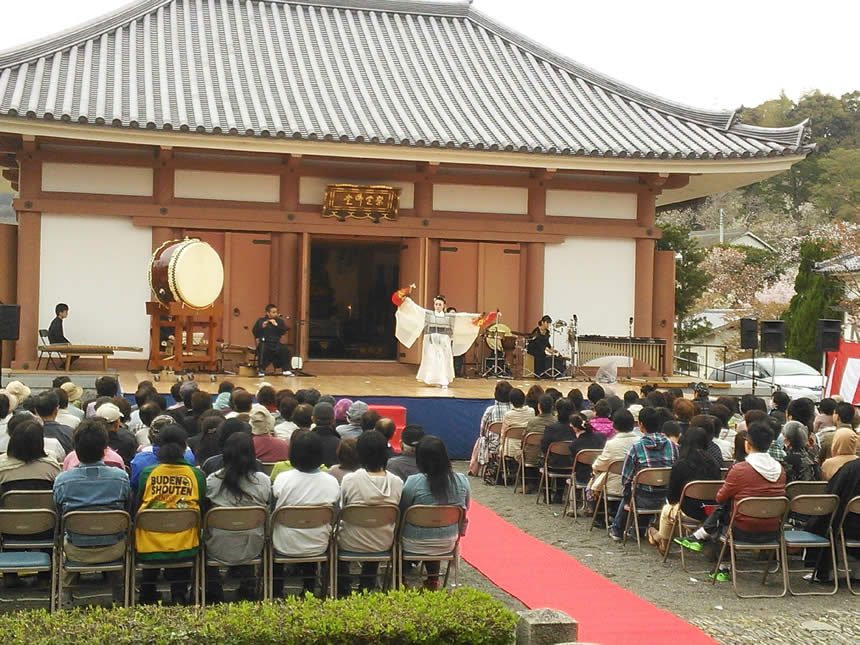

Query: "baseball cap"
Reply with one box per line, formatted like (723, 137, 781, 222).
(95, 402, 122, 423)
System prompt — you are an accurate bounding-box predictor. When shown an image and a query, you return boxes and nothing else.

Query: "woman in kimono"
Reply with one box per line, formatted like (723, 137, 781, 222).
(392, 285, 496, 388)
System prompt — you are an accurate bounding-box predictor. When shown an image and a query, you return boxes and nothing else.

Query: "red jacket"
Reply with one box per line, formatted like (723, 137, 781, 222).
(716, 461, 786, 533)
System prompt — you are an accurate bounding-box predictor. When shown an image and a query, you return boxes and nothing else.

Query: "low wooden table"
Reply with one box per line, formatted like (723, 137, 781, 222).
(38, 344, 143, 371)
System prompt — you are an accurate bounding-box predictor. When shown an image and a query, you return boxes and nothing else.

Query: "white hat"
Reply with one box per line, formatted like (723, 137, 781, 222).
(5, 380, 31, 401)
(60, 381, 84, 402)
(95, 402, 122, 423)
(0, 390, 19, 412)
(249, 403, 275, 435)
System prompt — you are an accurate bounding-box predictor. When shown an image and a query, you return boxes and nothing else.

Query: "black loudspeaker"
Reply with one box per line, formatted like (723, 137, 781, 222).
(817, 319, 842, 353)
(0, 305, 20, 341)
(740, 318, 759, 350)
(760, 320, 786, 353)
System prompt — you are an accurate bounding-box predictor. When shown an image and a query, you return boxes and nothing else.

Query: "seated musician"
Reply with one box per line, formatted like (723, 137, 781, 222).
(527, 315, 566, 378)
(48, 303, 71, 344)
(253, 304, 291, 377)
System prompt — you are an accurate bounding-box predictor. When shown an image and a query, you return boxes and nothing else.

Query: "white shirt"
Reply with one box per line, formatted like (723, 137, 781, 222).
(272, 469, 340, 556)
(55, 409, 81, 430)
(273, 420, 298, 441)
(0, 432, 65, 462)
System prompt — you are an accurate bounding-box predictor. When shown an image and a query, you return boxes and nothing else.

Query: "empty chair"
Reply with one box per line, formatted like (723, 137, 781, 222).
(0, 508, 58, 611)
(782, 494, 840, 596)
(837, 495, 860, 595)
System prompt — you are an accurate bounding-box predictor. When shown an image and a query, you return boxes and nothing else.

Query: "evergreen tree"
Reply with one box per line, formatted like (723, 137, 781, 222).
(783, 240, 843, 367)
(656, 223, 712, 340)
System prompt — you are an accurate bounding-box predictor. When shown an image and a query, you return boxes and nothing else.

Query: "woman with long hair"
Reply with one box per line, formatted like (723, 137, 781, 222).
(400, 436, 471, 590)
(649, 426, 720, 554)
(204, 432, 272, 601)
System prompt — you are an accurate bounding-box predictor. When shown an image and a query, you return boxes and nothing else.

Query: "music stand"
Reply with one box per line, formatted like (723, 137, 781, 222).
(540, 321, 567, 379)
(482, 314, 508, 378)
(566, 315, 592, 381)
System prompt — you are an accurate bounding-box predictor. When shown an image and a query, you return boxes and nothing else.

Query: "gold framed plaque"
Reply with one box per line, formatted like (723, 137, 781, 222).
(323, 184, 400, 223)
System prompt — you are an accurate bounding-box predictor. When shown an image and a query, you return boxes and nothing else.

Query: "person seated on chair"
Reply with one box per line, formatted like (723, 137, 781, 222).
(36, 390, 74, 455)
(681, 421, 785, 552)
(130, 415, 197, 490)
(336, 400, 369, 440)
(539, 398, 576, 503)
(527, 315, 563, 378)
(500, 388, 535, 462)
(649, 426, 719, 555)
(53, 419, 130, 604)
(95, 402, 138, 468)
(0, 420, 61, 494)
(225, 390, 253, 421)
(399, 435, 471, 590)
(589, 408, 640, 514)
(337, 430, 403, 596)
(387, 424, 425, 482)
(249, 404, 289, 463)
(609, 407, 678, 542)
(54, 387, 81, 430)
(47, 303, 71, 344)
(468, 381, 513, 476)
(569, 414, 607, 486)
(252, 304, 290, 376)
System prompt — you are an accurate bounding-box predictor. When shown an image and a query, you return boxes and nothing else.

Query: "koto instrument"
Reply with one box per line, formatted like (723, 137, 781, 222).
(149, 238, 224, 309)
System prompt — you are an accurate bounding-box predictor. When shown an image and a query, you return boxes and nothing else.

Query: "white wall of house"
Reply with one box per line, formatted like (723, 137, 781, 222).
(42, 163, 153, 196)
(546, 190, 636, 219)
(543, 237, 636, 339)
(39, 215, 152, 358)
(174, 170, 279, 203)
(433, 184, 528, 214)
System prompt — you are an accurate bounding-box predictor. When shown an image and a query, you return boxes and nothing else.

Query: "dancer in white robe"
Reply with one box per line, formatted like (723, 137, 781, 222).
(391, 286, 496, 387)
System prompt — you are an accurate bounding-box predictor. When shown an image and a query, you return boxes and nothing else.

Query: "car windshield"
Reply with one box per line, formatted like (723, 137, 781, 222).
(768, 359, 820, 377)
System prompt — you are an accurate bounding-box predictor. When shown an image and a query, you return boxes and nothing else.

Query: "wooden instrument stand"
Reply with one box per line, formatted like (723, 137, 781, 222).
(146, 301, 222, 372)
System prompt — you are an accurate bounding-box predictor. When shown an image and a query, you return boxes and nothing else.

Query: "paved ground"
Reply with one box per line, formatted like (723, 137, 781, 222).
(453, 462, 860, 645)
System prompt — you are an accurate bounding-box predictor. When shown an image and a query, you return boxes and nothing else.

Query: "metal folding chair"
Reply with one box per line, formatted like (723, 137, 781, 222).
(785, 481, 828, 499)
(712, 496, 789, 599)
(498, 425, 526, 486)
(836, 495, 860, 595)
(0, 508, 58, 611)
(783, 494, 839, 596)
(269, 505, 336, 599)
(514, 432, 543, 495)
(398, 505, 464, 590)
(622, 467, 672, 550)
(131, 508, 201, 606)
(334, 504, 400, 593)
(479, 422, 503, 479)
(536, 441, 573, 505)
(662, 480, 722, 571)
(589, 459, 624, 534)
(58, 510, 132, 608)
(562, 449, 602, 519)
(1, 490, 57, 511)
(37, 329, 62, 369)
(201, 506, 268, 606)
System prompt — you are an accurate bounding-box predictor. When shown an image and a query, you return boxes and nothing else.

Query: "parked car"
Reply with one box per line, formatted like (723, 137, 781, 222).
(709, 358, 823, 401)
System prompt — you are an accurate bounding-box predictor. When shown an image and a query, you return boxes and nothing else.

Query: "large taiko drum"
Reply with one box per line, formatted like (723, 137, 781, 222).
(148, 238, 224, 308)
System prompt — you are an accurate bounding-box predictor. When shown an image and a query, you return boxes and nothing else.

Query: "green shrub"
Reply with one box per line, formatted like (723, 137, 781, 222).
(0, 588, 517, 645)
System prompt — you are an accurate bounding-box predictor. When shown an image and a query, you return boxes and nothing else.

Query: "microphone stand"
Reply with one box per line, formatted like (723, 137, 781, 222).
(628, 317, 634, 380)
(569, 314, 592, 382)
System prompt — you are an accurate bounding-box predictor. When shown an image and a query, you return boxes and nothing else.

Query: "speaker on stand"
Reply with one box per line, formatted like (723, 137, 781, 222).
(0, 304, 21, 389)
(738, 318, 759, 394)
(759, 320, 786, 395)
(816, 319, 842, 393)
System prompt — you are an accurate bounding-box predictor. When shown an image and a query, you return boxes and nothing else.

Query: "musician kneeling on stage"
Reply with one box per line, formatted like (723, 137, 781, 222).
(253, 304, 291, 376)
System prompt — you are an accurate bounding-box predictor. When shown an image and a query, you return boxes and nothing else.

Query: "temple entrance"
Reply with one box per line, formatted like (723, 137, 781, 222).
(309, 238, 399, 360)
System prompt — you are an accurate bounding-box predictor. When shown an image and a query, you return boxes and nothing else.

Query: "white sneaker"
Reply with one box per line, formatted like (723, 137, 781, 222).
(283, 371, 294, 376)
(442, 385, 448, 390)
(257, 372, 265, 377)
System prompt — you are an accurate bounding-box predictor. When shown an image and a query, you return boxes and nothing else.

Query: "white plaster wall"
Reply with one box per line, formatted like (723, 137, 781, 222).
(298, 176, 415, 209)
(433, 184, 528, 214)
(546, 190, 636, 219)
(42, 163, 153, 196)
(174, 170, 279, 203)
(39, 215, 152, 359)
(543, 237, 636, 338)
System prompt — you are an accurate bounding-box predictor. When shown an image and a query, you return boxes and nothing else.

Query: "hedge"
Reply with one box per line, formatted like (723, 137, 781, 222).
(0, 588, 517, 645)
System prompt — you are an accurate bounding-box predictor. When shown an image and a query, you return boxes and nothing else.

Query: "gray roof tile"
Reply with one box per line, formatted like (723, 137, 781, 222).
(0, 0, 813, 158)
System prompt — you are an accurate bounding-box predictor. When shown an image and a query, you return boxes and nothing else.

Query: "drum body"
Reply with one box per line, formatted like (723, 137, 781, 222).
(149, 238, 224, 308)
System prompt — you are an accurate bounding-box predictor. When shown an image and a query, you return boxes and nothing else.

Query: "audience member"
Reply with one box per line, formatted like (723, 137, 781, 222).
(135, 401, 162, 448)
(36, 390, 74, 454)
(333, 398, 353, 426)
(129, 415, 196, 490)
(591, 407, 640, 511)
(227, 390, 253, 421)
(200, 418, 262, 476)
(569, 414, 606, 486)
(692, 382, 711, 413)
(769, 391, 790, 425)
(501, 388, 534, 461)
(782, 421, 819, 483)
(361, 410, 382, 433)
(337, 431, 403, 596)
(399, 435, 471, 590)
(327, 437, 360, 484)
(337, 401, 369, 440)
(0, 420, 61, 493)
(374, 417, 397, 459)
(806, 458, 860, 582)
(274, 396, 299, 440)
(256, 385, 278, 419)
(59, 382, 85, 420)
(820, 402, 857, 461)
(471, 381, 513, 475)
(522, 394, 555, 466)
(525, 385, 544, 413)
(540, 398, 576, 502)
(311, 402, 341, 467)
(588, 399, 615, 439)
(249, 404, 289, 463)
(193, 414, 225, 465)
(54, 387, 81, 430)
(204, 432, 272, 602)
(821, 427, 858, 481)
(586, 383, 605, 407)
(95, 402, 138, 467)
(387, 425, 425, 482)
(292, 403, 313, 432)
(814, 398, 837, 434)
(690, 414, 725, 467)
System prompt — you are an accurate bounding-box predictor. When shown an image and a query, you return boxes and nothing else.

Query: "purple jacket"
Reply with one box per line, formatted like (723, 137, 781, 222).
(589, 416, 616, 440)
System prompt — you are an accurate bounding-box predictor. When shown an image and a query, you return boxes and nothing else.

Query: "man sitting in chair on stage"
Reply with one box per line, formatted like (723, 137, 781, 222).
(252, 304, 291, 376)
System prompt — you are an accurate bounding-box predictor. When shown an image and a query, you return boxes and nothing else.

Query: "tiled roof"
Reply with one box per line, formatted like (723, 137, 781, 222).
(0, 0, 813, 159)
(689, 229, 776, 252)
(815, 253, 860, 274)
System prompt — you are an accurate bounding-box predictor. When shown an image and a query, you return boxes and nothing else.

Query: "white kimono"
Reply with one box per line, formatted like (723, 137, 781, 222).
(394, 298, 481, 386)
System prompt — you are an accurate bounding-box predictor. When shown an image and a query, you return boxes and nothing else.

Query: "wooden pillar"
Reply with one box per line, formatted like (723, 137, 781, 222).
(634, 190, 657, 337)
(297, 232, 311, 359)
(0, 224, 18, 367)
(151, 226, 181, 252)
(522, 242, 545, 332)
(271, 232, 299, 351)
(12, 212, 40, 368)
(425, 238, 440, 302)
(653, 250, 676, 375)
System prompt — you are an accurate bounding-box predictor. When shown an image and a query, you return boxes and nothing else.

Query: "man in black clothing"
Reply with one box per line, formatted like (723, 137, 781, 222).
(527, 315, 566, 378)
(36, 390, 74, 454)
(47, 303, 71, 344)
(310, 402, 341, 467)
(252, 304, 290, 376)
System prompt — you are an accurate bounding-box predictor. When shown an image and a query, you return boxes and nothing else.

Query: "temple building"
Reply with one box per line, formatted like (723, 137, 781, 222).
(0, 0, 812, 375)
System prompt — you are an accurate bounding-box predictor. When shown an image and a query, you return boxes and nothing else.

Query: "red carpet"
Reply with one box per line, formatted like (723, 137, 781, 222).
(460, 501, 717, 645)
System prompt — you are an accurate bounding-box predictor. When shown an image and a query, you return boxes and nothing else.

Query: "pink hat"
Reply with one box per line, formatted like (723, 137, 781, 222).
(333, 398, 353, 423)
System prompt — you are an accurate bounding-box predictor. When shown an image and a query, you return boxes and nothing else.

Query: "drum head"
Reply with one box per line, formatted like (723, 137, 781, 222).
(172, 241, 224, 308)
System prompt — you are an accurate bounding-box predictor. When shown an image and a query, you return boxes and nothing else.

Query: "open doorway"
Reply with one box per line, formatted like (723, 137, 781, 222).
(309, 239, 399, 359)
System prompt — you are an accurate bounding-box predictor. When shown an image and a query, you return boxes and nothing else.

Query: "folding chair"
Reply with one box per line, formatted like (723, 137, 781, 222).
(662, 480, 723, 571)
(622, 467, 672, 550)
(58, 510, 132, 608)
(498, 425, 526, 486)
(478, 422, 503, 479)
(131, 508, 201, 606)
(514, 432, 543, 495)
(782, 494, 839, 596)
(1, 490, 56, 511)
(0, 508, 58, 611)
(269, 505, 335, 599)
(712, 496, 789, 599)
(561, 449, 602, 519)
(37, 329, 62, 369)
(398, 505, 464, 590)
(785, 481, 828, 499)
(201, 506, 268, 606)
(589, 459, 624, 534)
(536, 441, 573, 505)
(334, 504, 400, 593)
(836, 495, 860, 595)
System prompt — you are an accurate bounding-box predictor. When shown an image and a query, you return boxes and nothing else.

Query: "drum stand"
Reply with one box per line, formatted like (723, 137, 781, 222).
(566, 315, 592, 381)
(540, 324, 568, 380)
(482, 315, 508, 378)
(146, 301, 221, 374)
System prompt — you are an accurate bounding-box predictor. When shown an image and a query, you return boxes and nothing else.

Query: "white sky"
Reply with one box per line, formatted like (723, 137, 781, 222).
(0, 0, 856, 110)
